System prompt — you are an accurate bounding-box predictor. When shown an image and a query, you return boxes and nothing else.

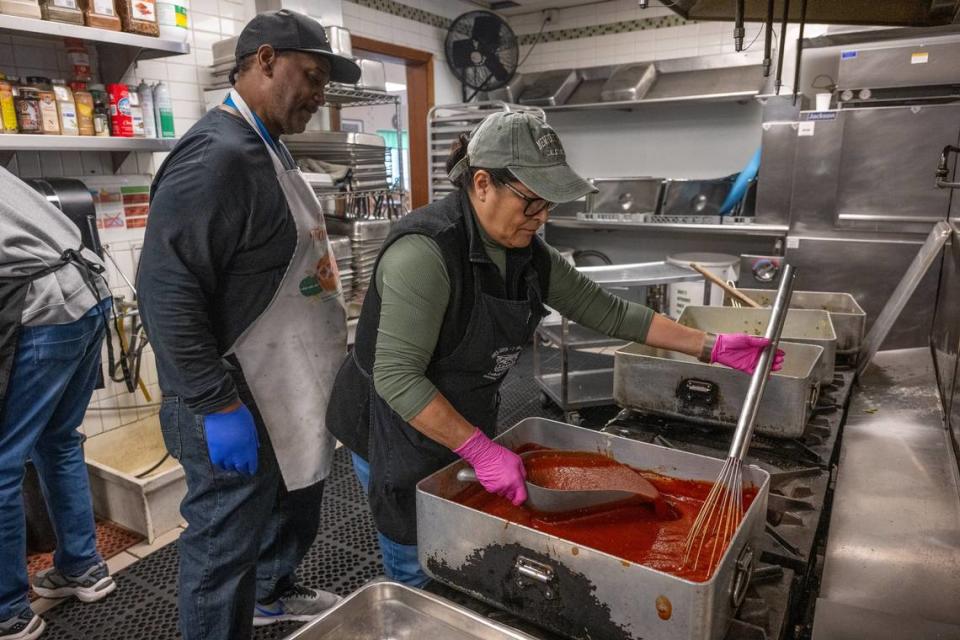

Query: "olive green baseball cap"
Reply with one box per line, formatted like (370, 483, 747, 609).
(448, 111, 597, 203)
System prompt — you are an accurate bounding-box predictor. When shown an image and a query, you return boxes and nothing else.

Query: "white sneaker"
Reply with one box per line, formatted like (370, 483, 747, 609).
(32, 562, 116, 603)
(0, 610, 45, 640)
(253, 584, 341, 626)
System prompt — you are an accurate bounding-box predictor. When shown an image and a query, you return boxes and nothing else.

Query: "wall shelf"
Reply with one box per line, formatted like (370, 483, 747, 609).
(0, 135, 179, 173)
(548, 217, 789, 237)
(0, 14, 190, 84)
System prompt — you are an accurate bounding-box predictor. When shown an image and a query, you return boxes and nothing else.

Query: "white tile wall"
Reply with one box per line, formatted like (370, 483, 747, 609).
(341, 0, 475, 105)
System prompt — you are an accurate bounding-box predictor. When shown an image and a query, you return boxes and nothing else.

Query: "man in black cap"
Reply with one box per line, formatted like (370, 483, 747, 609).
(137, 10, 360, 639)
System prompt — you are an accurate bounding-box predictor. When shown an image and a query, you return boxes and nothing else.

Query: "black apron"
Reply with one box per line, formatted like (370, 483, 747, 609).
(0, 250, 106, 416)
(366, 265, 544, 544)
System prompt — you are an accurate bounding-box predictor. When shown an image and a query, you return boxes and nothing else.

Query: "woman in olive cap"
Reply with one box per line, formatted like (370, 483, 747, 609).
(327, 112, 783, 587)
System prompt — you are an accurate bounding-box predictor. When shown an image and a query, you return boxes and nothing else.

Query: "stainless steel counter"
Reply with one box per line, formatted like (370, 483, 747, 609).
(813, 348, 960, 639)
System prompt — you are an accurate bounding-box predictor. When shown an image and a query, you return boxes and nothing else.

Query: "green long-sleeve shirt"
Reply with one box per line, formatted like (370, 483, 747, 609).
(372, 219, 655, 421)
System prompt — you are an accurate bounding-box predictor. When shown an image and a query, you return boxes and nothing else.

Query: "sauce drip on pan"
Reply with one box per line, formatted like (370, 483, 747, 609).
(452, 444, 758, 582)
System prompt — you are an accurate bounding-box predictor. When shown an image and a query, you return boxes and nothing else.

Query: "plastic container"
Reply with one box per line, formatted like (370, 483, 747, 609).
(88, 83, 111, 136)
(815, 92, 832, 111)
(73, 88, 95, 135)
(152, 81, 174, 138)
(52, 79, 79, 136)
(137, 80, 156, 137)
(81, 0, 121, 30)
(39, 0, 84, 24)
(107, 83, 133, 137)
(0, 0, 42, 18)
(665, 252, 740, 319)
(116, 0, 159, 36)
(0, 77, 18, 134)
(156, 0, 187, 41)
(65, 39, 93, 82)
(15, 87, 42, 134)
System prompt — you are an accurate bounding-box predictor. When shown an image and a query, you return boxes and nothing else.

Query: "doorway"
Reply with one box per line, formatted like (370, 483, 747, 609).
(351, 36, 434, 209)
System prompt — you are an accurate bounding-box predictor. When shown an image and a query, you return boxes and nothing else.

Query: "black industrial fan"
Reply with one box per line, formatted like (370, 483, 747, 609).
(445, 11, 519, 102)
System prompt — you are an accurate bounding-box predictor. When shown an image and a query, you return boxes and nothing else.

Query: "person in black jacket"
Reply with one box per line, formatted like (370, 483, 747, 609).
(136, 11, 360, 640)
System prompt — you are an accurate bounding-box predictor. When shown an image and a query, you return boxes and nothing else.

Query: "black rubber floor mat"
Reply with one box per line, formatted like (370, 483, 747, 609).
(39, 347, 617, 639)
(40, 446, 382, 640)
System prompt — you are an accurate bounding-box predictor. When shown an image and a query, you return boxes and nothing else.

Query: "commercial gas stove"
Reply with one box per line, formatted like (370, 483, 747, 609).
(427, 369, 855, 640)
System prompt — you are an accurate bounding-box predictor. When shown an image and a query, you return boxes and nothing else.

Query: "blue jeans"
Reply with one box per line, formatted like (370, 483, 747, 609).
(160, 394, 324, 640)
(351, 452, 429, 588)
(0, 299, 111, 621)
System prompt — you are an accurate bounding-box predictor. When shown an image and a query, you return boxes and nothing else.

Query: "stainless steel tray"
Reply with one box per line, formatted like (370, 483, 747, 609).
(614, 342, 823, 438)
(418, 418, 770, 640)
(283, 580, 537, 639)
(519, 70, 582, 106)
(586, 177, 664, 216)
(325, 217, 393, 242)
(678, 306, 837, 384)
(727, 289, 866, 355)
(601, 63, 657, 102)
(576, 261, 702, 287)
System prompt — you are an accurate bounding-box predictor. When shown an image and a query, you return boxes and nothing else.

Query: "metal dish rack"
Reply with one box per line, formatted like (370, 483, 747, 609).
(533, 261, 703, 424)
(428, 102, 546, 202)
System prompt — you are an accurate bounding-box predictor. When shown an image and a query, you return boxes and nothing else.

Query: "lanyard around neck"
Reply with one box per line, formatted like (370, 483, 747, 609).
(223, 93, 279, 154)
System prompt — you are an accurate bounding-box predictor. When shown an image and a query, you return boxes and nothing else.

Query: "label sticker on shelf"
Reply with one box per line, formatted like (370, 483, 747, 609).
(798, 121, 815, 137)
(911, 52, 929, 64)
(786, 237, 800, 249)
(840, 50, 857, 60)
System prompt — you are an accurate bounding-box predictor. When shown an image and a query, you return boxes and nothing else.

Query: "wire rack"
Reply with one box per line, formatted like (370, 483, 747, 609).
(427, 101, 546, 202)
(324, 84, 402, 108)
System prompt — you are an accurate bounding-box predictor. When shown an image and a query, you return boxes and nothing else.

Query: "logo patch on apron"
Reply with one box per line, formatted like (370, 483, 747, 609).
(485, 346, 522, 381)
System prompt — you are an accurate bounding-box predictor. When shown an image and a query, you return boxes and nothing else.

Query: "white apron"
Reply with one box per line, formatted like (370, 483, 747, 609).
(224, 90, 347, 490)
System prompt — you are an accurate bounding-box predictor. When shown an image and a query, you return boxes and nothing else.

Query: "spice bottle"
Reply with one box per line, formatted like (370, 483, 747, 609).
(15, 87, 43, 134)
(128, 84, 145, 137)
(0, 76, 18, 134)
(72, 84, 95, 136)
(39, 0, 84, 24)
(117, 0, 159, 36)
(53, 79, 79, 136)
(88, 83, 111, 136)
(81, 0, 121, 30)
(107, 83, 133, 137)
(28, 78, 61, 135)
(64, 39, 92, 82)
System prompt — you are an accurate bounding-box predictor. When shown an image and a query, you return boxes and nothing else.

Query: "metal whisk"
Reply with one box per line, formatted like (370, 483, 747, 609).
(682, 264, 797, 576)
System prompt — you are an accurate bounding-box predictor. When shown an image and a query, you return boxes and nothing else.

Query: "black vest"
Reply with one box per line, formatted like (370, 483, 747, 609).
(327, 191, 552, 459)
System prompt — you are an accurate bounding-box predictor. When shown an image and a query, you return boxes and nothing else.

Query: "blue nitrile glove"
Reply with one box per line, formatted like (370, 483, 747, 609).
(202, 403, 260, 475)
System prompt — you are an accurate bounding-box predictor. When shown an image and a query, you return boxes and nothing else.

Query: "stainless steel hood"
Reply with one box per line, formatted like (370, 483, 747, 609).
(664, 0, 960, 27)
(486, 54, 764, 111)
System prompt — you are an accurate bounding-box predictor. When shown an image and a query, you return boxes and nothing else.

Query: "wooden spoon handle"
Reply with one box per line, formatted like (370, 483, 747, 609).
(689, 262, 762, 309)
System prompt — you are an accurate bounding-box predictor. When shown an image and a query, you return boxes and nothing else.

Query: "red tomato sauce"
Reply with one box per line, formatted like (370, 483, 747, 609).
(451, 444, 758, 582)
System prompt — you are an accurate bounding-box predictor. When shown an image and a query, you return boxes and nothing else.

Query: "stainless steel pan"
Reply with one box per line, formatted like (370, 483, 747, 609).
(614, 341, 822, 438)
(678, 306, 837, 384)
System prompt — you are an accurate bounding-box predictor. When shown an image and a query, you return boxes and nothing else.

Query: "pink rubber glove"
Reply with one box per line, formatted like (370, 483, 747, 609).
(711, 334, 785, 375)
(455, 428, 527, 506)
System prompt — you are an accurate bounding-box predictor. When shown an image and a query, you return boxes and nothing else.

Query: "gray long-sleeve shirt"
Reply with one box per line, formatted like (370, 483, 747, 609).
(0, 167, 109, 326)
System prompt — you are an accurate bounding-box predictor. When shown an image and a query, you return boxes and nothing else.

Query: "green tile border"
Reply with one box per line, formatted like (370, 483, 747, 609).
(346, 0, 452, 29)
(344, 0, 694, 43)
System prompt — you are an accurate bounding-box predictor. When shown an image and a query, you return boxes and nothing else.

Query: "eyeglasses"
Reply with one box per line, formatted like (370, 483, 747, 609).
(502, 182, 558, 217)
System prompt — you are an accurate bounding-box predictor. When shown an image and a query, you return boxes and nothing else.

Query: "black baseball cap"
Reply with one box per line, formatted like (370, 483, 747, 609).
(235, 10, 361, 84)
